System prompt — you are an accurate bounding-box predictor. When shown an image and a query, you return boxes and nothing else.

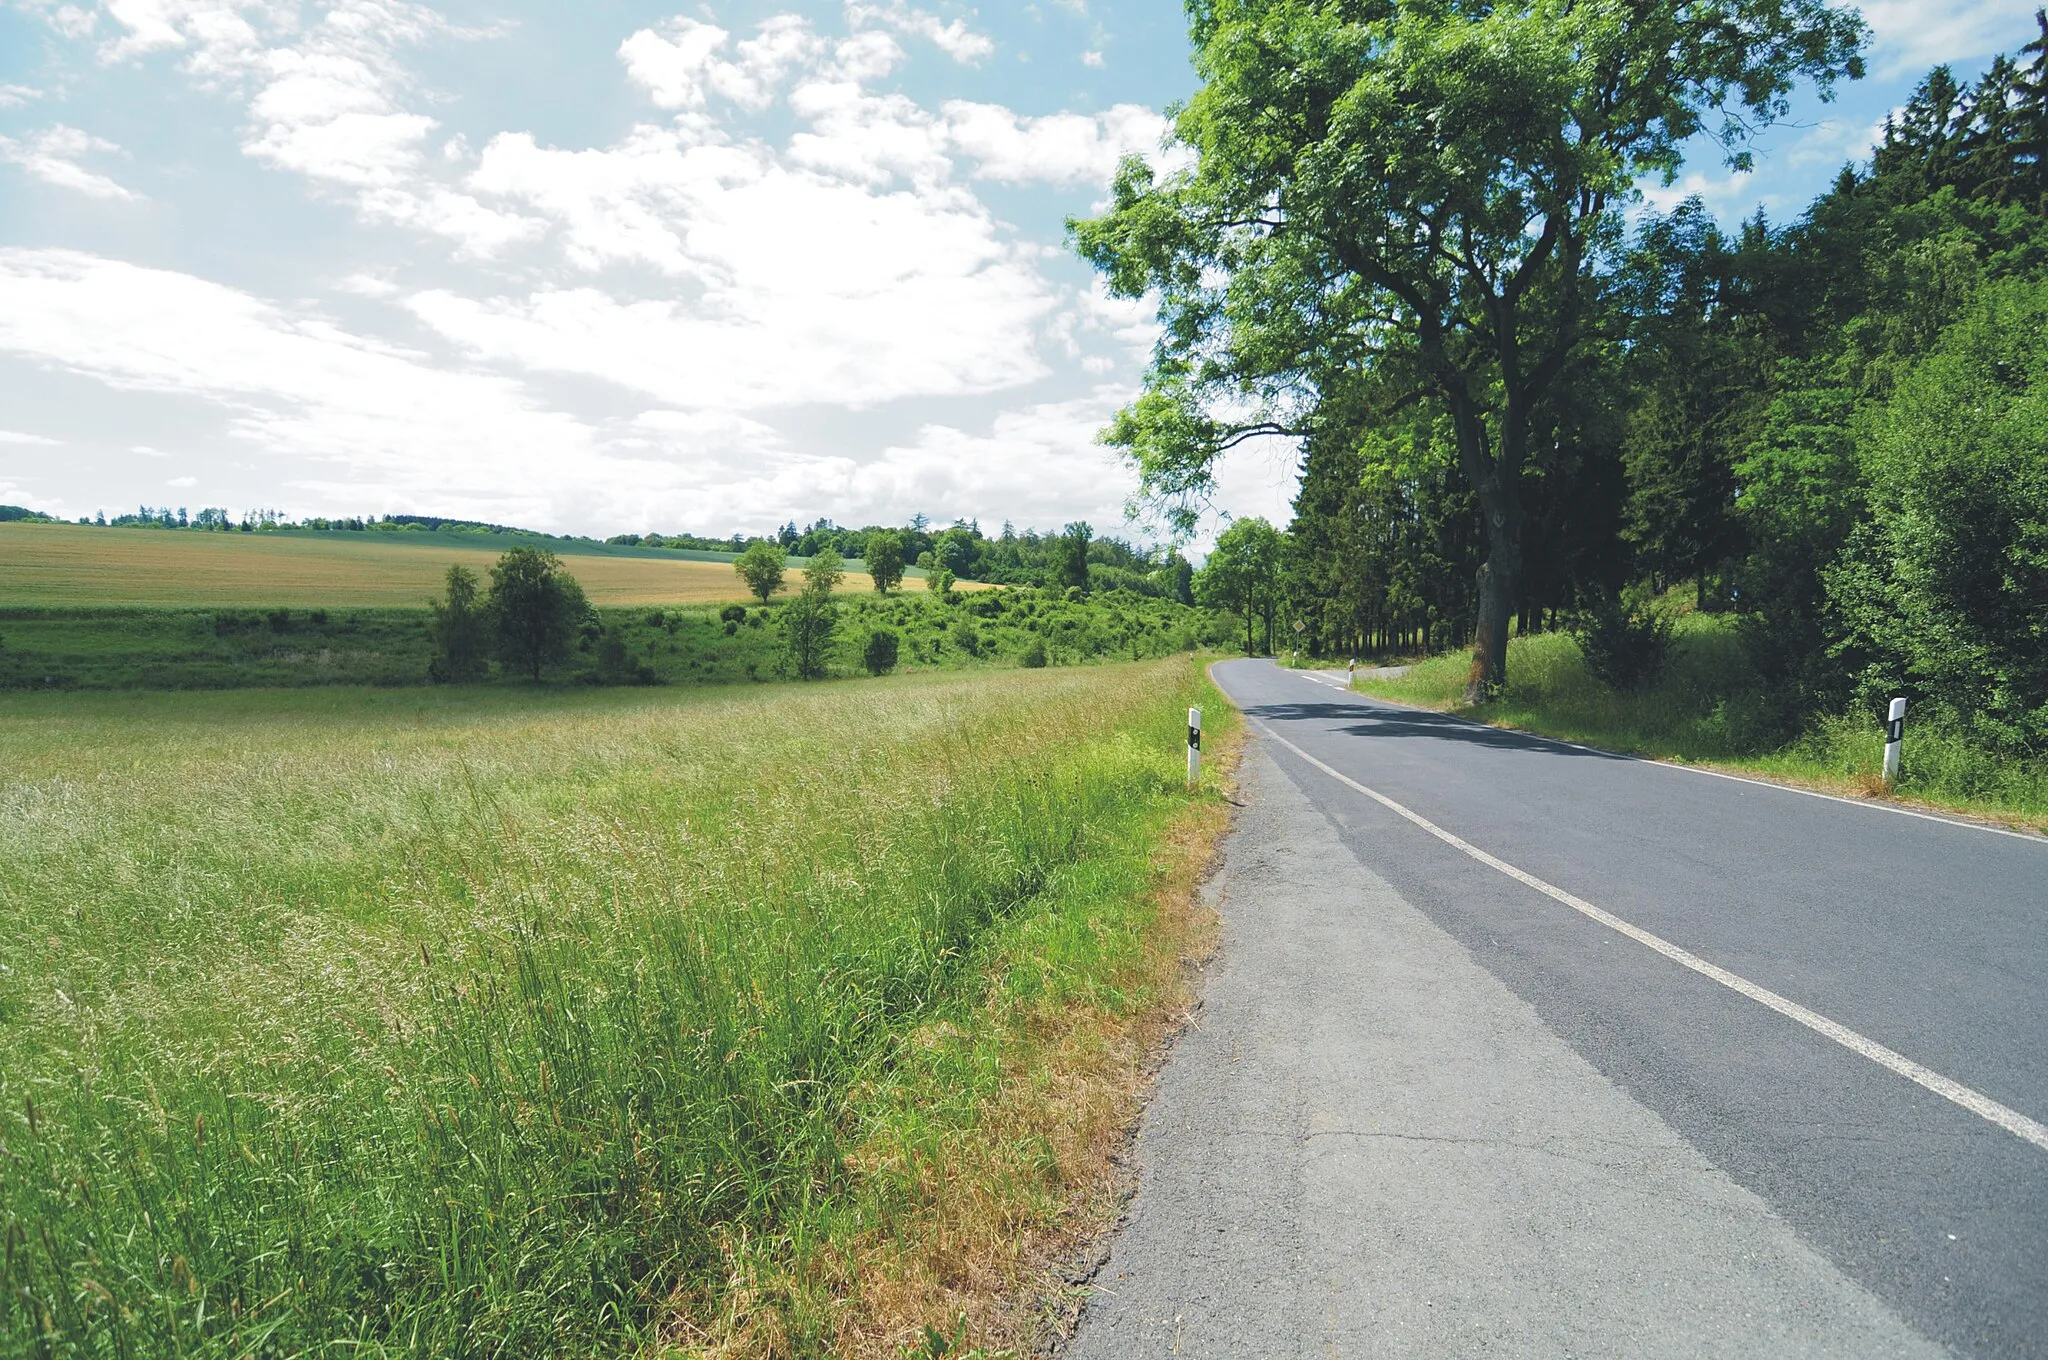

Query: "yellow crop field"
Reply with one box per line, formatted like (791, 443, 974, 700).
(0, 523, 920, 607)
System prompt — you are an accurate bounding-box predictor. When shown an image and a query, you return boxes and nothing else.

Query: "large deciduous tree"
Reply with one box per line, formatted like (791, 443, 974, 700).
(1196, 516, 1285, 654)
(1074, 0, 1863, 699)
(734, 540, 788, 605)
(485, 547, 589, 683)
(864, 530, 905, 594)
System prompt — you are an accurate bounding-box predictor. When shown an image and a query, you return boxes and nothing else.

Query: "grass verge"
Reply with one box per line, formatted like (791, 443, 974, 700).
(0, 660, 1237, 1357)
(1357, 621, 2048, 833)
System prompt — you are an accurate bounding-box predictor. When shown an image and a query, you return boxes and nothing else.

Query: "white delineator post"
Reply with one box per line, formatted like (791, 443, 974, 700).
(1883, 696, 1907, 787)
(1187, 707, 1203, 789)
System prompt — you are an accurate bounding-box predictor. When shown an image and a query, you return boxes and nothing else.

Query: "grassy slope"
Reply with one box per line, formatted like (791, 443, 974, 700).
(0, 587, 1226, 693)
(0, 661, 1235, 1358)
(0, 522, 934, 607)
(0, 605, 784, 690)
(1356, 618, 2048, 830)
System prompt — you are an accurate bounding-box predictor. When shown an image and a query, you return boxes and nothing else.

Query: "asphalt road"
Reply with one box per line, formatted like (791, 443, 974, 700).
(1067, 659, 2047, 1359)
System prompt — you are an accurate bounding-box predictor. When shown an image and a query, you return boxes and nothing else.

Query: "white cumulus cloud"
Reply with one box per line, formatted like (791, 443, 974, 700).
(845, 1, 994, 65)
(0, 124, 137, 198)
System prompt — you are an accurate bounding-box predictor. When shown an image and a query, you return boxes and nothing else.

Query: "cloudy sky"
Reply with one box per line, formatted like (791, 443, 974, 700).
(0, 0, 2037, 543)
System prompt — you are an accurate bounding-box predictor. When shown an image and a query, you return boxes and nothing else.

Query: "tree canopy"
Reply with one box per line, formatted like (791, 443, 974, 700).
(734, 541, 787, 605)
(1256, 15, 2048, 758)
(1075, 0, 1864, 696)
(1196, 516, 1285, 656)
(485, 548, 588, 683)
(428, 564, 488, 683)
(865, 531, 905, 594)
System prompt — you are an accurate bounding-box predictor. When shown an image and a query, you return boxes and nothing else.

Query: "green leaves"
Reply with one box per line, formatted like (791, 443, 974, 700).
(1836, 277, 2048, 747)
(1076, 0, 1867, 530)
(733, 540, 788, 605)
(484, 547, 588, 684)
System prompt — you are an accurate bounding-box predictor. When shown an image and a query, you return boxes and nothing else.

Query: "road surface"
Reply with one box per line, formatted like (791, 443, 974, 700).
(1067, 659, 2046, 1359)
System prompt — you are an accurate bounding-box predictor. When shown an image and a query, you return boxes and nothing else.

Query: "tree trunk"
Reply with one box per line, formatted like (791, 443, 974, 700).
(1465, 519, 1522, 705)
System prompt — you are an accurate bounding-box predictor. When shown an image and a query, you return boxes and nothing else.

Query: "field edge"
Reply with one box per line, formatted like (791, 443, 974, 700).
(665, 676, 1247, 1358)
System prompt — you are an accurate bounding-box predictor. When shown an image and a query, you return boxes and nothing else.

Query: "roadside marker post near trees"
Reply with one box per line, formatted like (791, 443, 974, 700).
(1884, 697, 1907, 787)
(1187, 707, 1202, 789)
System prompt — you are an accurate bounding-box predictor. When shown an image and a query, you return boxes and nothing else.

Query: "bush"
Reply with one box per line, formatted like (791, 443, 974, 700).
(593, 625, 659, 685)
(1831, 277, 2048, 752)
(719, 604, 747, 624)
(1019, 638, 1049, 668)
(1574, 596, 1673, 692)
(863, 628, 900, 676)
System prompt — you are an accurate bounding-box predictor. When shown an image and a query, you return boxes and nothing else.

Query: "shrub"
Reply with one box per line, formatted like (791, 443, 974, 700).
(863, 628, 900, 676)
(594, 626, 634, 684)
(720, 604, 747, 624)
(1831, 277, 2048, 752)
(1019, 638, 1049, 668)
(1574, 595, 1673, 692)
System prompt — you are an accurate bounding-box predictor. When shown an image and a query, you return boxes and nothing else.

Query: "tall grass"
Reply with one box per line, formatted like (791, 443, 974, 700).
(1363, 619, 2048, 826)
(0, 662, 1228, 1356)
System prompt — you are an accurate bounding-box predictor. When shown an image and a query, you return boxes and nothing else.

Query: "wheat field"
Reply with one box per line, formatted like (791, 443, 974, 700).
(0, 523, 893, 606)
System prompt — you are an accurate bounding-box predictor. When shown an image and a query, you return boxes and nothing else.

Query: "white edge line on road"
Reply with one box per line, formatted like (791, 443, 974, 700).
(1286, 668, 2045, 845)
(1251, 717, 2048, 1155)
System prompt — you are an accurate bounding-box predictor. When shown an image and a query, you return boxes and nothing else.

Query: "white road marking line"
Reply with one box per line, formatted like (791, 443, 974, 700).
(1286, 666, 2046, 845)
(1251, 718, 2048, 1155)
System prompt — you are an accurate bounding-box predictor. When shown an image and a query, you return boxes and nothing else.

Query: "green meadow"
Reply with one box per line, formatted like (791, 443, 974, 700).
(1, 660, 1233, 1357)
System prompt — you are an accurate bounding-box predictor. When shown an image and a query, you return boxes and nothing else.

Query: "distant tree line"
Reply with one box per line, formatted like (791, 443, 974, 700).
(34, 503, 1195, 602)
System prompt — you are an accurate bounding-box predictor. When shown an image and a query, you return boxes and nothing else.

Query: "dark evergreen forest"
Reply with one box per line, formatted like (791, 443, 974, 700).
(1282, 19, 2048, 753)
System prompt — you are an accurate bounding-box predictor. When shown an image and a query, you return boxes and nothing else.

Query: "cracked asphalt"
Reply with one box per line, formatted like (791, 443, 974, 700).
(1065, 660, 2047, 1359)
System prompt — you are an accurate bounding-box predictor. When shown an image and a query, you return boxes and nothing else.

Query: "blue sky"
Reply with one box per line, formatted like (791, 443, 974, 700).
(0, 0, 2038, 544)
